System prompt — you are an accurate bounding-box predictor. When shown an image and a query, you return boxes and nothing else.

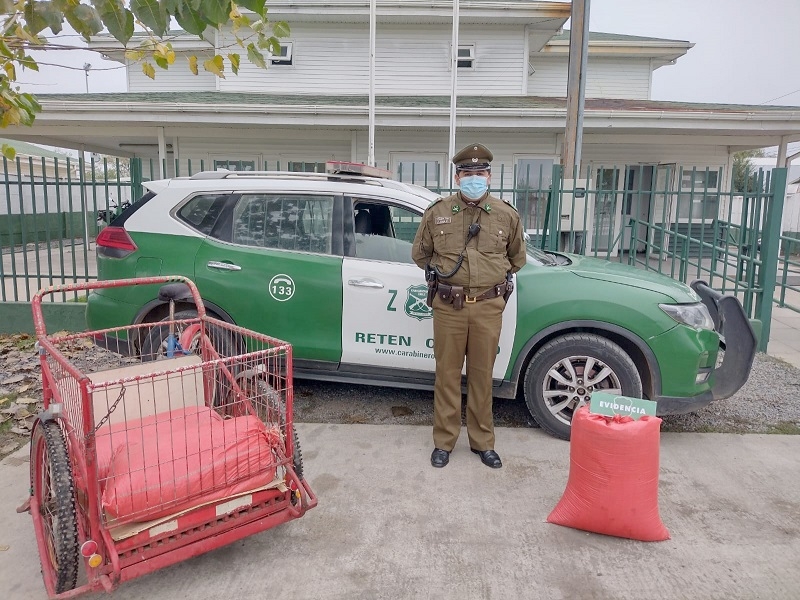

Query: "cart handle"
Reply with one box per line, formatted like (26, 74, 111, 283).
(32, 276, 207, 338)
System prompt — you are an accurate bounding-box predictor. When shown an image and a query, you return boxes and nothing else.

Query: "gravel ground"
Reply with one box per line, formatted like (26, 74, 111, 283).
(3, 333, 799, 461)
(293, 352, 800, 435)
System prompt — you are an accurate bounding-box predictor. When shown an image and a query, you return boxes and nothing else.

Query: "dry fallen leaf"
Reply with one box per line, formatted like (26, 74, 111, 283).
(15, 397, 38, 404)
(1, 375, 24, 385)
(13, 407, 33, 419)
(10, 426, 28, 436)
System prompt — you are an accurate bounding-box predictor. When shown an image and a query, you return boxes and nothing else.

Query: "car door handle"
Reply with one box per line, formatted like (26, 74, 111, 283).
(348, 277, 384, 289)
(207, 261, 242, 271)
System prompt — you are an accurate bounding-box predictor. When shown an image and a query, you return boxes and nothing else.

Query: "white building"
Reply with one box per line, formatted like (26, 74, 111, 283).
(4, 0, 800, 251)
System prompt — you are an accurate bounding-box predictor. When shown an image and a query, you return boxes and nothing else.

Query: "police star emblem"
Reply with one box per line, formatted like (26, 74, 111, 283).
(452, 204, 460, 214)
(405, 284, 432, 321)
(484, 203, 492, 212)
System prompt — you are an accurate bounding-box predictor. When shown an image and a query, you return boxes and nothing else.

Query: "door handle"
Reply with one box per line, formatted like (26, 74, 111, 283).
(207, 261, 242, 271)
(348, 277, 384, 289)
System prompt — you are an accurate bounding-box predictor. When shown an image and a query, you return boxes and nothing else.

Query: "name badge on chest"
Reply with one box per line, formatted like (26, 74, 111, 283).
(435, 216, 452, 225)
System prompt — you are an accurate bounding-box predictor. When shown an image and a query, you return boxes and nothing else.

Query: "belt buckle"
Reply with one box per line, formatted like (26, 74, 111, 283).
(465, 295, 477, 304)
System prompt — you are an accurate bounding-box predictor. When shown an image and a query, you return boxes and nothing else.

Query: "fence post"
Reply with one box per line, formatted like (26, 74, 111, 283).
(755, 168, 787, 352)
(545, 164, 562, 251)
(130, 158, 143, 201)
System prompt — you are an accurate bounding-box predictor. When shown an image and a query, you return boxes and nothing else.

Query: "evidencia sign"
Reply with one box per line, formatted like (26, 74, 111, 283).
(269, 274, 295, 302)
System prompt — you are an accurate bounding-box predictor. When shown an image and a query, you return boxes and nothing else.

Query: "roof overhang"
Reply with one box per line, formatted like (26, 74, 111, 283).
(7, 94, 800, 157)
(542, 38, 694, 66)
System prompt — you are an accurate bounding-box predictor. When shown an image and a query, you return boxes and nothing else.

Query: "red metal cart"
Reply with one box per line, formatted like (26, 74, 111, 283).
(22, 276, 316, 598)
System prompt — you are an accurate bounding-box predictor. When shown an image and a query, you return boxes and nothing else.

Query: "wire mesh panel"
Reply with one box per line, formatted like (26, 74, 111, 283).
(39, 318, 294, 528)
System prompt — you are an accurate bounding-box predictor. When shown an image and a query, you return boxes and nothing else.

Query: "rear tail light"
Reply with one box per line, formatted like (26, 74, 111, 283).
(96, 226, 137, 257)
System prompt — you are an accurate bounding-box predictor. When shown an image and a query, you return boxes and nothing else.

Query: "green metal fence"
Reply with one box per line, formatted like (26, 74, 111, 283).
(0, 157, 788, 350)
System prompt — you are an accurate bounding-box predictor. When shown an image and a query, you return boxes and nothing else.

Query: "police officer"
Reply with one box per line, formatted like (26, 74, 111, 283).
(412, 143, 526, 469)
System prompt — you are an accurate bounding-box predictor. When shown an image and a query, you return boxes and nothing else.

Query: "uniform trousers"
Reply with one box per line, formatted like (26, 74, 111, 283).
(432, 293, 505, 452)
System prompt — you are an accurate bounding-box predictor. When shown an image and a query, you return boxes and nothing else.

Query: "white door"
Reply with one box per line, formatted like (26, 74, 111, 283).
(339, 198, 517, 379)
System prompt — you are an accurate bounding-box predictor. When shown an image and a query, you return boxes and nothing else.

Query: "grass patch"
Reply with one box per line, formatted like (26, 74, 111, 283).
(767, 421, 800, 435)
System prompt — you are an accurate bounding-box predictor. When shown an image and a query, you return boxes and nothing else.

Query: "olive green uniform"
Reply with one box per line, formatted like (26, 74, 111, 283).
(412, 192, 526, 452)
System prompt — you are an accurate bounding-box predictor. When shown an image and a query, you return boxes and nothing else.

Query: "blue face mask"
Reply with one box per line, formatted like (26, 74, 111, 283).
(459, 175, 489, 200)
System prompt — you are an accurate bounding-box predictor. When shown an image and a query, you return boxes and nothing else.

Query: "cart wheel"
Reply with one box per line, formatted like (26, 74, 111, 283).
(223, 377, 304, 479)
(290, 425, 304, 481)
(141, 310, 240, 361)
(30, 420, 80, 594)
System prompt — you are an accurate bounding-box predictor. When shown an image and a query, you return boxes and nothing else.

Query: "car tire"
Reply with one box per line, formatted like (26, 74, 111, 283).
(523, 333, 643, 441)
(141, 309, 238, 361)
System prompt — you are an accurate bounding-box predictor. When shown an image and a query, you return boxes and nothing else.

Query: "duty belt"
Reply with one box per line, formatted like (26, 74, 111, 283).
(437, 281, 508, 310)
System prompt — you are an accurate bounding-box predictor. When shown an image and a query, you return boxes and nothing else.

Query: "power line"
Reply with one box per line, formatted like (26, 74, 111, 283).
(759, 88, 800, 105)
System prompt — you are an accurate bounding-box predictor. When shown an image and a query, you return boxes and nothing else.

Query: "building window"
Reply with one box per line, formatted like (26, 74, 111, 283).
(457, 44, 474, 69)
(515, 158, 554, 231)
(271, 42, 293, 65)
(395, 160, 441, 187)
(287, 161, 326, 173)
(677, 168, 722, 220)
(214, 159, 255, 171)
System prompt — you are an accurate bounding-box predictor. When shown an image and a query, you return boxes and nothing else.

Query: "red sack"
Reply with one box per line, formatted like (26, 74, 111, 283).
(547, 405, 670, 542)
(96, 406, 281, 522)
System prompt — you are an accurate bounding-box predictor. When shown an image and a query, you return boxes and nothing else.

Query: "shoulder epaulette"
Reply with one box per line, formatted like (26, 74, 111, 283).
(426, 197, 444, 210)
(503, 198, 519, 213)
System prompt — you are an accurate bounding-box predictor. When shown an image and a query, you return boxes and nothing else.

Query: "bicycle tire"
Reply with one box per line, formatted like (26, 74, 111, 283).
(221, 377, 304, 479)
(31, 420, 80, 594)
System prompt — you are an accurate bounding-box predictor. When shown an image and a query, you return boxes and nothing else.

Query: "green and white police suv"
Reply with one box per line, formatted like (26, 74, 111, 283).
(87, 163, 756, 440)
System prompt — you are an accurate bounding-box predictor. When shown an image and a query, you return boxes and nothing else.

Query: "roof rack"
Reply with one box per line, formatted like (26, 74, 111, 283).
(189, 164, 394, 181)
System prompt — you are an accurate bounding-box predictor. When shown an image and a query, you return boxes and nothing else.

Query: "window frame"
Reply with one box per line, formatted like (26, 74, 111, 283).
(229, 191, 337, 255)
(270, 42, 293, 65)
(457, 44, 475, 69)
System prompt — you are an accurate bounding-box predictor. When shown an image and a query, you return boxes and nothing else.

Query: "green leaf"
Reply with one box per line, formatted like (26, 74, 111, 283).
(174, 5, 206, 36)
(153, 54, 167, 69)
(63, 4, 103, 41)
(272, 20, 290, 38)
(267, 35, 281, 55)
(0, 39, 13, 59)
(38, 1, 65, 36)
(0, 0, 16, 15)
(1, 144, 16, 160)
(25, 0, 51, 36)
(246, 42, 265, 69)
(92, 0, 134, 46)
(130, 0, 168, 37)
(234, 0, 266, 19)
(19, 54, 39, 71)
(142, 62, 155, 79)
(228, 52, 239, 74)
(196, 0, 230, 27)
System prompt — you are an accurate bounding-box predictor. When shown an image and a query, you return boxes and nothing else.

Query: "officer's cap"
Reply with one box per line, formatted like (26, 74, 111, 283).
(452, 143, 493, 173)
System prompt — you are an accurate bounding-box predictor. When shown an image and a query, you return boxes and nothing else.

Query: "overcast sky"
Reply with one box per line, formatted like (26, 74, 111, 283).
(588, 0, 800, 107)
(16, 0, 800, 108)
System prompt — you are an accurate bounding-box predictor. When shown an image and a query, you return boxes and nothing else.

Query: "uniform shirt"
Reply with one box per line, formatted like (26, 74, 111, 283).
(412, 192, 527, 296)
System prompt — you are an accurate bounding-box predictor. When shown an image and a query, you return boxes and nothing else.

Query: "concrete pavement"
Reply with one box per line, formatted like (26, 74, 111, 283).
(2, 423, 799, 600)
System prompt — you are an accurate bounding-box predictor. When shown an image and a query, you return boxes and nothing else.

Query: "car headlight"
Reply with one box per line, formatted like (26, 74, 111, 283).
(659, 303, 715, 331)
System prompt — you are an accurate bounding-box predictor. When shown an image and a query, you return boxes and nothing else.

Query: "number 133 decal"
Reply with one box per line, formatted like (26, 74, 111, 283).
(269, 274, 295, 302)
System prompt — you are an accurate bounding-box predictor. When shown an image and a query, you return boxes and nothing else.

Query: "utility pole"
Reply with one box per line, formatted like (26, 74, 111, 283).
(561, 0, 590, 179)
(83, 63, 92, 93)
(448, 0, 460, 183)
(368, 0, 376, 166)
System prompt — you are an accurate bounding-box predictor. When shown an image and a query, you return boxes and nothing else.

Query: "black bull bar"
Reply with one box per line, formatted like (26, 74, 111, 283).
(690, 279, 758, 401)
